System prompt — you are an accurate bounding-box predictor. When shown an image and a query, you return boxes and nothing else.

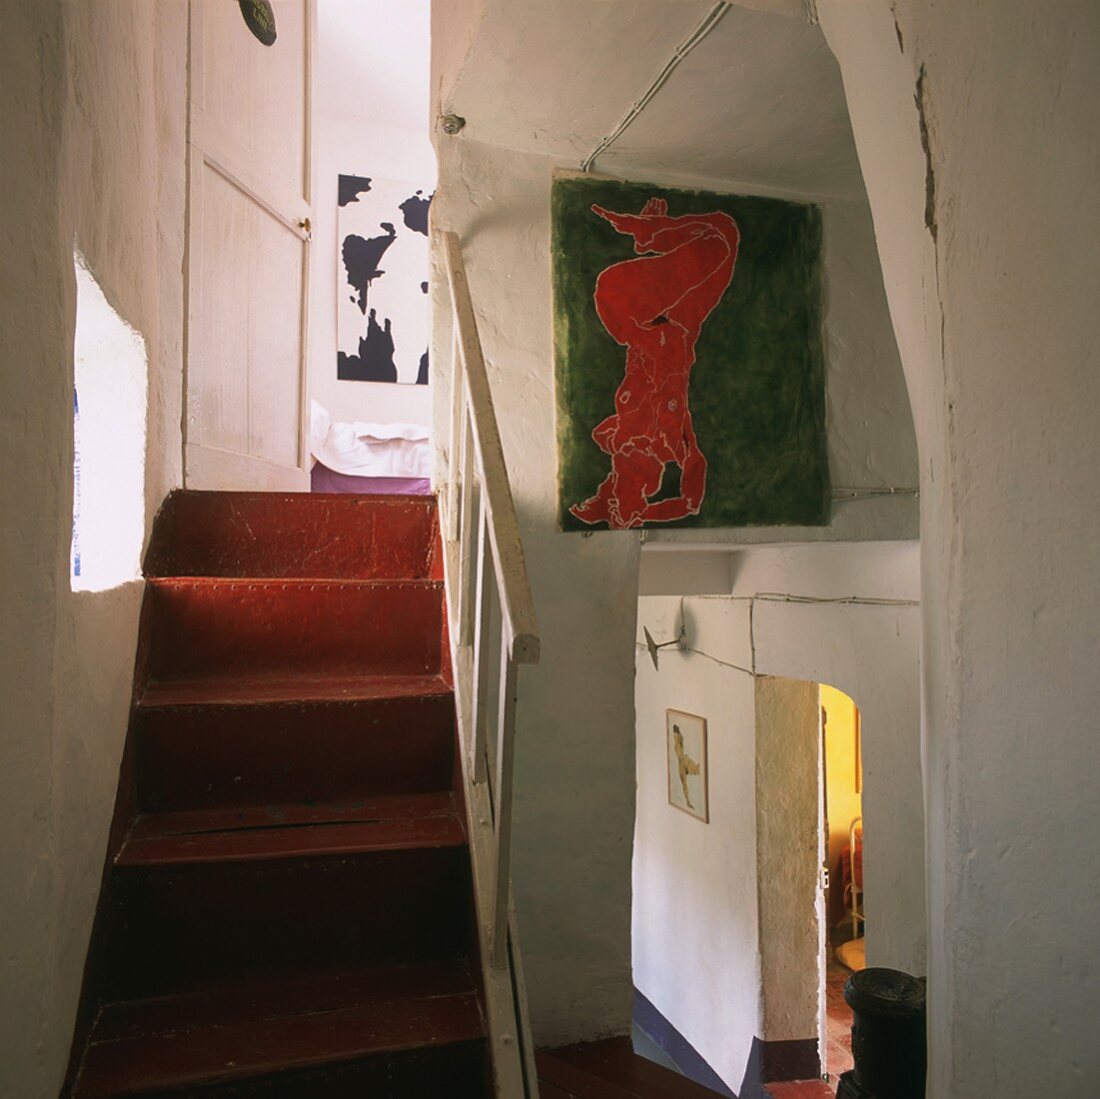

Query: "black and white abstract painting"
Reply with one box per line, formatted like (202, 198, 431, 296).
(337, 173, 433, 385)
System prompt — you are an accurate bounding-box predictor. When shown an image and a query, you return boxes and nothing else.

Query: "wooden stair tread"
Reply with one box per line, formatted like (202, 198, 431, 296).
(147, 575, 443, 590)
(538, 1038, 731, 1099)
(128, 791, 456, 837)
(91, 961, 478, 1040)
(117, 800, 464, 866)
(74, 962, 483, 1098)
(138, 672, 452, 708)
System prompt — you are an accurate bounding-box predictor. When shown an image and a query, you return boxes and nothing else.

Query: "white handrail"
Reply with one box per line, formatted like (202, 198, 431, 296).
(442, 231, 540, 666)
(439, 229, 541, 1096)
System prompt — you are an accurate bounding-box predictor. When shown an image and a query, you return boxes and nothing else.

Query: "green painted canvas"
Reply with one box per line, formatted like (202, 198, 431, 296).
(552, 175, 830, 531)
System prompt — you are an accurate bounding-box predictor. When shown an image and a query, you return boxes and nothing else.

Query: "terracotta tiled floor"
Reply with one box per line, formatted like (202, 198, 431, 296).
(766, 1081, 836, 1099)
(823, 956, 855, 1084)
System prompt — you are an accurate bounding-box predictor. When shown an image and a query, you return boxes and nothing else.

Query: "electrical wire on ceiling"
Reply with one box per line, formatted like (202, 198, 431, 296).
(832, 486, 920, 500)
(579, 0, 821, 174)
(580, 2, 733, 173)
(637, 590, 918, 676)
(747, 593, 919, 607)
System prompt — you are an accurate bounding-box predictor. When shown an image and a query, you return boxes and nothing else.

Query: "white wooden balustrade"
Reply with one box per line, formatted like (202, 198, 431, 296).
(439, 230, 541, 1098)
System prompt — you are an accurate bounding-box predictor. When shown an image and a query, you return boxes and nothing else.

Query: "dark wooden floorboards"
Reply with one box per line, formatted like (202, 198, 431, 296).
(537, 1037, 730, 1098)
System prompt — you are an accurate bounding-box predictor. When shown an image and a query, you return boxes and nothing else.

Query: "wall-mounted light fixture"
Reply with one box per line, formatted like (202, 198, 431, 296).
(643, 621, 686, 672)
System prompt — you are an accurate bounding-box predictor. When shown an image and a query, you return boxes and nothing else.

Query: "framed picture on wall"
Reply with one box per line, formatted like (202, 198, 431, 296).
(552, 174, 830, 532)
(667, 709, 709, 822)
(336, 173, 433, 385)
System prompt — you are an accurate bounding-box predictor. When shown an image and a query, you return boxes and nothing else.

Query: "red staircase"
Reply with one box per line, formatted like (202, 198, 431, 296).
(66, 491, 491, 1098)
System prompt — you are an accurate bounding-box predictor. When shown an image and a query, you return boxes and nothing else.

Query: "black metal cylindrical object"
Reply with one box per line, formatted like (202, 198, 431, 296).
(836, 967, 926, 1099)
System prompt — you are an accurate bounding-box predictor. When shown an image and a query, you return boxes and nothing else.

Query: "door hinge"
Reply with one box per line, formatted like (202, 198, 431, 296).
(820, 865, 830, 891)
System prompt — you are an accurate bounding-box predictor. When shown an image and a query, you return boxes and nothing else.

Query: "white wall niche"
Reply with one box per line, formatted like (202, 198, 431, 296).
(70, 249, 148, 593)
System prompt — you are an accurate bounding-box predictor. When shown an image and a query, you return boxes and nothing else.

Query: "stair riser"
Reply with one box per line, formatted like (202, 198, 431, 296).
(135, 697, 455, 812)
(104, 847, 472, 1000)
(119, 1041, 490, 1099)
(145, 492, 438, 581)
(147, 582, 442, 681)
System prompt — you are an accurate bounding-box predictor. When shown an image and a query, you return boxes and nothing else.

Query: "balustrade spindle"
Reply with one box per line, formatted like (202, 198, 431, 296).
(492, 645, 518, 969)
(471, 511, 493, 785)
(440, 228, 541, 1089)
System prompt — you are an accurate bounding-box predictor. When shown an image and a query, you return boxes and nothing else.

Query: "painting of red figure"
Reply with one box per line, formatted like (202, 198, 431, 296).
(569, 198, 739, 529)
(553, 175, 829, 532)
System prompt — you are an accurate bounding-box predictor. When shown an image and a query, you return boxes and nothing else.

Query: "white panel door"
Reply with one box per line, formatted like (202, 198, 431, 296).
(185, 0, 313, 490)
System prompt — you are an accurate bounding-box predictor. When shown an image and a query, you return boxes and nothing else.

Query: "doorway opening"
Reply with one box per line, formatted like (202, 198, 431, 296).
(307, 0, 436, 498)
(70, 249, 147, 593)
(818, 683, 863, 1087)
(183, 0, 435, 494)
(756, 676, 864, 1097)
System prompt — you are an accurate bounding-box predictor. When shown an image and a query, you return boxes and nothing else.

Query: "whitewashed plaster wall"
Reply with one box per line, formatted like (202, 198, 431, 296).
(753, 676, 821, 1046)
(430, 136, 643, 1044)
(728, 539, 920, 603)
(633, 598, 759, 1091)
(430, 0, 922, 1050)
(818, 3, 1100, 1093)
(309, 0, 435, 428)
(0, 3, 187, 1095)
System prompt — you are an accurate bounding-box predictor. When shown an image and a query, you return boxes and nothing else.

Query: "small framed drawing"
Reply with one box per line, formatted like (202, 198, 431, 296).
(667, 709, 709, 822)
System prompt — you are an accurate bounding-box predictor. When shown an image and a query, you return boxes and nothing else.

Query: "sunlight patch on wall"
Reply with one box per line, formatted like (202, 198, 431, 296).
(70, 249, 147, 592)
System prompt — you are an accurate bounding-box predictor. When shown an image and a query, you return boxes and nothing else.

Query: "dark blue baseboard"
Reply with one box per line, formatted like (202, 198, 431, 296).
(632, 987, 737, 1097)
(632, 987, 821, 1099)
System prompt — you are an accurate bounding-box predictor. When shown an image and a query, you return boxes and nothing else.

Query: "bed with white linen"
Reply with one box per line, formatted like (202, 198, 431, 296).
(308, 400, 431, 495)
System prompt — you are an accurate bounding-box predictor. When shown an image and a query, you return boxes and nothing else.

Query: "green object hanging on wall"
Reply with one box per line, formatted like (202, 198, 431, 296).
(552, 174, 830, 532)
(239, 0, 277, 46)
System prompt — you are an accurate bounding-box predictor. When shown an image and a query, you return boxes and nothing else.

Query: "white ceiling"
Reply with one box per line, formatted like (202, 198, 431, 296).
(446, 0, 865, 200)
(316, 0, 431, 131)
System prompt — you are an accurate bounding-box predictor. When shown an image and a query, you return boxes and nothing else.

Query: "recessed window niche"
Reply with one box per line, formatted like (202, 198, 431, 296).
(70, 250, 147, 592)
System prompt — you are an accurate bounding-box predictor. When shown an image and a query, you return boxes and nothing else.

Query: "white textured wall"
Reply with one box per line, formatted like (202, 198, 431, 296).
(309, 0, 435, 428)
(728, 540, 920, 603)
(430, 0, 923, 1050)
(634, 597, 759, 1091)
(821, 201, 917, 495)
(819, 3, 1100, 1093)
(0, 3, 187, 1094)
(432, 2, 1099, 1091)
